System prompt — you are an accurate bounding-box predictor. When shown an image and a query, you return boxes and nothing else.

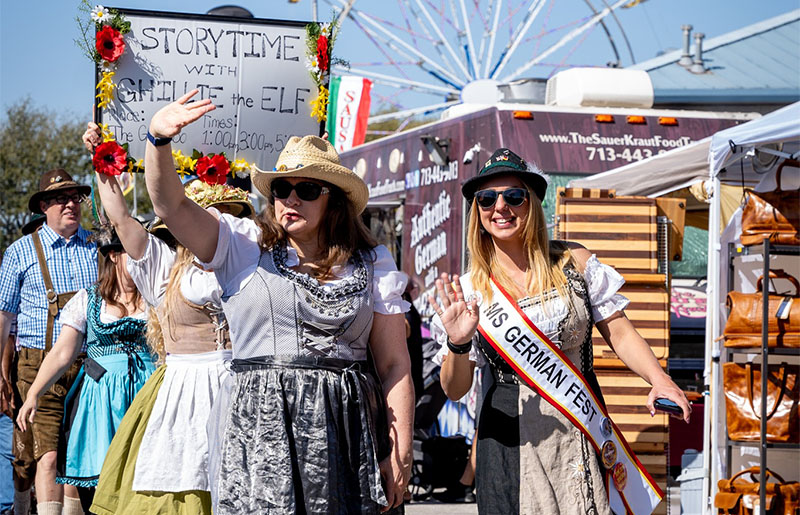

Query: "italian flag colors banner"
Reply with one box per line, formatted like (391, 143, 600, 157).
(326, 76, 372, 153)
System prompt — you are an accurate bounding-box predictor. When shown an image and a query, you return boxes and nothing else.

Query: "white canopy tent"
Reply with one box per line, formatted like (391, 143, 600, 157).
(569, 102, 800, 514)
(704, 101, 800, 515)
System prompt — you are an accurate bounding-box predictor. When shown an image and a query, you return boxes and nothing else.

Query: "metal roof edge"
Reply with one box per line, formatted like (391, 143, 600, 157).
(629, 9, 800, 72)
(654, 89, 800, 103)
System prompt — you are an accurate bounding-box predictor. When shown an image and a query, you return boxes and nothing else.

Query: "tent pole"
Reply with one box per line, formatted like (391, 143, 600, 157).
(701, 174, 721, 515)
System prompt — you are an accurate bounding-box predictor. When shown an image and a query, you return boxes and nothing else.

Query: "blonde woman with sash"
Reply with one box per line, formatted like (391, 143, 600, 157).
(429, 148, 690, 515)
(80, 123, 255, 515)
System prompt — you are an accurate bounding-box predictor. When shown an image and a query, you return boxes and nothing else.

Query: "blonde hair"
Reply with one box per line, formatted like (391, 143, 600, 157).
(145, 244, 195, 363)
(466, 182, 573, 306)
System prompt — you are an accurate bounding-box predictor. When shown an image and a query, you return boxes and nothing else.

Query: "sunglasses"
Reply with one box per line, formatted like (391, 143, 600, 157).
(474, 188, 528, 209)
(271, 180, 330, 201)
(45, 193, 87, 206)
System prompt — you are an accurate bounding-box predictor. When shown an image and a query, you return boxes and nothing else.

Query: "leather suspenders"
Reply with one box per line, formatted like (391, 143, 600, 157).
(30, 227, 77, 352)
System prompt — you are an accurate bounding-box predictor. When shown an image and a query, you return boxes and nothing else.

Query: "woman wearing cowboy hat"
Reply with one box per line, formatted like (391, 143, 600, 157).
(428, 148, 690, 514)
(79, 122, 257, 515)
(141, 91, 413, 514)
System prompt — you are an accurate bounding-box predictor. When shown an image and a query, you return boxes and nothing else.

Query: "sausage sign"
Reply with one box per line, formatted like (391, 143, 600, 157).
(97, 9, 319, 170)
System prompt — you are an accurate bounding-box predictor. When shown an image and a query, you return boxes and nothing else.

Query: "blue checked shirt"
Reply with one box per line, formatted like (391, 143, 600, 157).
(0, 223, 97, 350)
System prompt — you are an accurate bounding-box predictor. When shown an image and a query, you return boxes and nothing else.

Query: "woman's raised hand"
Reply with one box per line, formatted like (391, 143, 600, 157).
(148, 89, 216, 139)
(428, 273, 479, 345)
(82, 122, 102, 153)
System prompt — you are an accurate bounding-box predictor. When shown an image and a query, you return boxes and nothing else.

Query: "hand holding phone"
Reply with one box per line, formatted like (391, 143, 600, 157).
(654, 398, 683, 415)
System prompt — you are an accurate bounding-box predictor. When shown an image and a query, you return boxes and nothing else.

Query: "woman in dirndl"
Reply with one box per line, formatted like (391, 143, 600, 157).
(142, 90, 414, 514)
(16, 228, 156, 510)
(429, 147, 691, 514)
(80, 122, 255, 515)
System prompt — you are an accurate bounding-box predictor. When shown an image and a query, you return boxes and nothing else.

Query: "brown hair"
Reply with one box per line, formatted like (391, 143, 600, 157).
(96, 251, 143, 317)
(466, 181, 572, 306)
(256, 182, 376, 279)
(145, 244, 195, 363)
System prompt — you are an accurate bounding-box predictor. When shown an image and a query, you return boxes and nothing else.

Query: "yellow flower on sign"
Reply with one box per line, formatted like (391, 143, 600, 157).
(172, 150, 196, 179)
(96, 71, 116, 109)
(310, 85, 329, 123)
(230, 158, 253, 178)
(99, 123, 115, 142)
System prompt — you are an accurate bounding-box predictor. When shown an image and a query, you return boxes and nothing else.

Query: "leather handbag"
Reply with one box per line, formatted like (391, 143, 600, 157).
(723, 270, 800, 348)
(715, 467, 800, 515)
(722, 362, 799, 443)
(740, 159, 800, 247)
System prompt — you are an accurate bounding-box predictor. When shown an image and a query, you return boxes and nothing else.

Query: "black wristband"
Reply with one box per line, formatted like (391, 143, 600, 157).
(146, 131, 172, 147)
(447, 337, 472, 355)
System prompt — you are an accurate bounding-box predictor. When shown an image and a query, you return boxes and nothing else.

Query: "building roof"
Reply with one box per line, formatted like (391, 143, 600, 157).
(629, 10, 800, 105)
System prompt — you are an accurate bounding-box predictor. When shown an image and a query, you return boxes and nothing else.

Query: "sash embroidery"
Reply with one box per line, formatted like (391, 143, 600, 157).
(471, 276, 663, 515)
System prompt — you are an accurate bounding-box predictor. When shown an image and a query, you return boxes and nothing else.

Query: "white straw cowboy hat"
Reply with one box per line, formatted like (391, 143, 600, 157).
(252, 135, 369, 214)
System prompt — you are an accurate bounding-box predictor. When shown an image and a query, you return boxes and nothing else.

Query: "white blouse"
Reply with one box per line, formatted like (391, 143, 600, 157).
(203, 210, 411, 315)
(60, 288, 148, 335)
(433, 255, 629, 367)
(126, 234, 223, 308)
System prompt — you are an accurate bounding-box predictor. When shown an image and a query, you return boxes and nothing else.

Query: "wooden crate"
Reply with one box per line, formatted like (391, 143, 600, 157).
(556, 186, 616, 199)
(556, 196, 658, 274)
(592, 283, 670, 368)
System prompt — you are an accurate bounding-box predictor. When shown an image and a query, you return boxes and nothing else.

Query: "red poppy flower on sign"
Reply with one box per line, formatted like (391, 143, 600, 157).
(196, 154, 229, 185)
(96, 26, 125, 62)
(93, 141, 128, 176)
(316, 35, 329, 71)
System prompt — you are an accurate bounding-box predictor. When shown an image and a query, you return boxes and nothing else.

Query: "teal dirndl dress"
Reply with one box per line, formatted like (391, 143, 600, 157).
(57, 286, 157, 487)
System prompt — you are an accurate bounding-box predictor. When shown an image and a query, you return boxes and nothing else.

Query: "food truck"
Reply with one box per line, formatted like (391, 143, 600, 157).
(339, 102, 755, 304)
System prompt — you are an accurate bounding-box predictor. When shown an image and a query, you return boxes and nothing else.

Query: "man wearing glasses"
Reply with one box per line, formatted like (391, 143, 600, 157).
(0, 169, 97, 515)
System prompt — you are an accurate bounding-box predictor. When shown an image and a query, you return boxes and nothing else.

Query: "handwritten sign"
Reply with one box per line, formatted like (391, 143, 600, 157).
(98, 10, 319, 169)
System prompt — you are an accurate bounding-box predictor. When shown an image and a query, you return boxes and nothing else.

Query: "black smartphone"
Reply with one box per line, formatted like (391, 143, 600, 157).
(654, 398, 682, 415)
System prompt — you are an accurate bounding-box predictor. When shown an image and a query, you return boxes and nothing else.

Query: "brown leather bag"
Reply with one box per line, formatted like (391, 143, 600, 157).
(724, 270, 800, 348)
(722, 362, 799, 443)
(715, 467, 800, 515)
(741, 159, 800, 246)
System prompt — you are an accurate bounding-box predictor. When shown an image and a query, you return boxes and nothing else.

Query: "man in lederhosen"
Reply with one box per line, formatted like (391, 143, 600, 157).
(0, 169, 97, 515)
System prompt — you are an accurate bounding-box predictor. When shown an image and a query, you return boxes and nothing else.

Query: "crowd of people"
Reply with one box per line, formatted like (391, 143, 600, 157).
(0, 90, 690, 514)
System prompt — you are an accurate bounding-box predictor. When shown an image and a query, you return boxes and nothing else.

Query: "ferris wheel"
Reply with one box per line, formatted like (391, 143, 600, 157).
(322, 0, 642, 130)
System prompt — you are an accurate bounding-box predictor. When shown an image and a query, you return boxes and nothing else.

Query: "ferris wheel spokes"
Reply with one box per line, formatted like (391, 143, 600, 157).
(367, 100, 459, 124)
(338, 66, 460, 96)
(331, 0, 467, 86)
(412, 0, 473, 81)
(457, 0, 480, 79)
(482, 0, 503, 78)
(501, 0, 627, 81)
(490, 0, 548, 80)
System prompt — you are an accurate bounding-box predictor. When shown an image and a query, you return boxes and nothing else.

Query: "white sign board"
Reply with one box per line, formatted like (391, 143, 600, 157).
(99, 10, 319, 169)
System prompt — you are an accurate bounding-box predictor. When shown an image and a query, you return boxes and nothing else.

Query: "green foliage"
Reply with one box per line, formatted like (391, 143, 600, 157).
(0, 99, 92, 252)
(0, 99, 154, 254)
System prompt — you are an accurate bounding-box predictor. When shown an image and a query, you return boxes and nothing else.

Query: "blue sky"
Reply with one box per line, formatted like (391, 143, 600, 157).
(1, 0, 798, 118)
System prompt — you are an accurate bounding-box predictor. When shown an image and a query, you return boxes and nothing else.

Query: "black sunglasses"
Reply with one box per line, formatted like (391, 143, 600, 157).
(271, 179, 330, 201)
(474, 188, 528, 208)
(45, 193, 87, 206)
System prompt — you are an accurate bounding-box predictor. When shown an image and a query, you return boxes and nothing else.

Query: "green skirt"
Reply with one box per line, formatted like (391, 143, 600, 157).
(90, 365, 212, 515)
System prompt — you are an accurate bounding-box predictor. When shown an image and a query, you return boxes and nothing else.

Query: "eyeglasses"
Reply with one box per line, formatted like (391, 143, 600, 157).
(271, 179, 330, 201)
(474, 188, 528, 209)
(45, 193, 87, 206)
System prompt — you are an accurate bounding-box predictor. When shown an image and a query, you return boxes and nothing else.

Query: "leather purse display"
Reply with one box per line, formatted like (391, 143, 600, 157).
(722, 362, 799, 443)
(723, 270, 800, 348)
(740, 159, 800, 247)
(715, 467, 800, 515)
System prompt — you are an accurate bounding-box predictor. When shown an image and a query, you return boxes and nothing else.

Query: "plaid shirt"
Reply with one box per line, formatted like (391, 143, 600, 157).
(0, 223, 97, 350)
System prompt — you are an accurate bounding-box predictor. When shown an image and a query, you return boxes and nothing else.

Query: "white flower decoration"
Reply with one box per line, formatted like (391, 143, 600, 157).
(568, 459, 586, 479)
(91, 5, 111, 24)
(319, 23, 331, 34)
(100, 60, 117, 73)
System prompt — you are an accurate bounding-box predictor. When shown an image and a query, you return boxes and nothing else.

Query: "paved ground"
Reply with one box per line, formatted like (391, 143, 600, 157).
(406, 485, 682, 514)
